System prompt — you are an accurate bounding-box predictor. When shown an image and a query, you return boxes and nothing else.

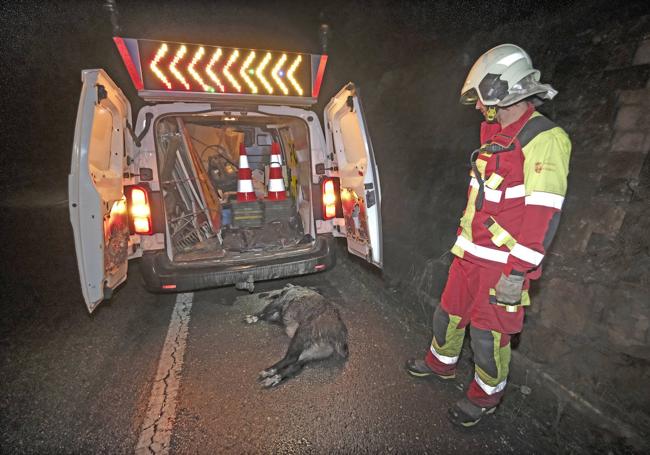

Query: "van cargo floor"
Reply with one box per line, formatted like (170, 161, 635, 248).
(173, 219, 308, 263)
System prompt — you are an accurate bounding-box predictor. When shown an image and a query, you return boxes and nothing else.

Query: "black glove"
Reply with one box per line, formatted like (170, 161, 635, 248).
(495, 273, 525, 305)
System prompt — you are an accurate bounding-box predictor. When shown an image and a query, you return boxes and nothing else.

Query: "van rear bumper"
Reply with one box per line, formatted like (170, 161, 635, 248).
(140, 236, 335, 293)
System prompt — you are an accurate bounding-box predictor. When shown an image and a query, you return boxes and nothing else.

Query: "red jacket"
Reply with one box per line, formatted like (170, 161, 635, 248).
(451, 104, 571, 279)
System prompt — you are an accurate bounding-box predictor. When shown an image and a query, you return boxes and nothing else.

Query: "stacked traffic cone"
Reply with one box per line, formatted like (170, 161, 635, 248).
(237, 143, 257, 202)
(266, 142, 287, 200)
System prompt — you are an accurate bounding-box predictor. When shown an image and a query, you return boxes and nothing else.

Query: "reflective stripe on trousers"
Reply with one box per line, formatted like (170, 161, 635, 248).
(453, 235, 545, 267)
(430, 345, 458, 365)
(474, 373, 507, 395)
(453, 235, 509, 263)
(467, 328, 511, 407)
(510, 243, 544, 266)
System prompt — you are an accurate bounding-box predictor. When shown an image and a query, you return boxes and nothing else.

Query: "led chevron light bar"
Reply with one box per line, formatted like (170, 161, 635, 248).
(113, 37, 328, 104)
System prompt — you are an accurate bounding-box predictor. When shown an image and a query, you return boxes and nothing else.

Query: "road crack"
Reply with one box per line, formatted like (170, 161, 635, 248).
(135, 293, 193, 455)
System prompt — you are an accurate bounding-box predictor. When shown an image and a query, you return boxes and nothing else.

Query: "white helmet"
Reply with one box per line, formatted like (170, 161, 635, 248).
(460, 44, 558, 107)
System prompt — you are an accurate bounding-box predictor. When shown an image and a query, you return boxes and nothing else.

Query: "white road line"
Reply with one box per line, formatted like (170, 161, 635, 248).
(135, 293, 194, 455)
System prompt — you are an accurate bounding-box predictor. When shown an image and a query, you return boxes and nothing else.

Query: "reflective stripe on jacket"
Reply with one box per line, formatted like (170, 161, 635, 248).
(452, 105, 572, 276)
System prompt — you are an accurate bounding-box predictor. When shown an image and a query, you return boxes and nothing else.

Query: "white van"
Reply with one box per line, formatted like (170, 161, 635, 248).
(69, 38, 382, 313)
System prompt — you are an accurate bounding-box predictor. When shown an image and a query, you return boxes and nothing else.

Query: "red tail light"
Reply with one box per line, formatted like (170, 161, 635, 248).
(126, 186, 153, 235)
(322, 178, 338, 220)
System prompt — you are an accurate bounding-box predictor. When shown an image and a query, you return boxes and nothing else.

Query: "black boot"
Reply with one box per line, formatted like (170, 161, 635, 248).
(405, 359, 456, 380)
(447, 398, 496, 427)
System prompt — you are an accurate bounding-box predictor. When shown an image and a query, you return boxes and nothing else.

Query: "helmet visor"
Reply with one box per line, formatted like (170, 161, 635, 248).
(460, 88, 479, 105)
(498, 74, 558, 106)
(460, 73, 508, 106)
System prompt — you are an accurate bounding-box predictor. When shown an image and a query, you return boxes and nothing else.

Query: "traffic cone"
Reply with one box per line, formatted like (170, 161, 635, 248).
(267, 142, 287, 200)
(270, 142, 282, 165)
(237, 143, 257, 202)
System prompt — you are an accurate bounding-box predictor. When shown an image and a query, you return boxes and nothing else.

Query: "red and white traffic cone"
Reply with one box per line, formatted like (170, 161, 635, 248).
(237, 143, 257, 202)
(270, 142, 282, 166)
(266, 142, 287, 200)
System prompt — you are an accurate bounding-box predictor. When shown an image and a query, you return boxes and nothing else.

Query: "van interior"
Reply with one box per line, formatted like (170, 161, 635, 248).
(155, 113, 316, 263)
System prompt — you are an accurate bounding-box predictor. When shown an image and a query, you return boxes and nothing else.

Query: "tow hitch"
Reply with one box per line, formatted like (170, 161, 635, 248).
(235, 276, 255, 293)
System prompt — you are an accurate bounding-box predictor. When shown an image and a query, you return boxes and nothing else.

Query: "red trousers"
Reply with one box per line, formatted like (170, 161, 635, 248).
(442, 257, 526, 334)
(425, 258, 528, 407)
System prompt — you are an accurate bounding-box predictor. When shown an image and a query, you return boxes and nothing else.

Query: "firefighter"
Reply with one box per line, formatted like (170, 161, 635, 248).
(406, 44, 571, 427)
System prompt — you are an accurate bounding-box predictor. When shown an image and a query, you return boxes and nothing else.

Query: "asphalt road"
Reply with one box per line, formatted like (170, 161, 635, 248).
(0, 204, 559, 453)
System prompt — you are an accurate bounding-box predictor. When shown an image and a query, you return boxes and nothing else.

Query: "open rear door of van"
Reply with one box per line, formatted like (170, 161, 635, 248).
(325, 83, 383, 268)
(69, 69, 131, 313)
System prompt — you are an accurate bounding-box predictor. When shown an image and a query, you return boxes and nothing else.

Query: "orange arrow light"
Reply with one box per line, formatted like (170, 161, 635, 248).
(256, 52, 273, 94)
(150, 43, 171, 89)
(223, 50, 241, 92)
(206, 48, 225, 93)
(188, 47, 212, 92)
(287, 55, 303, 96)
(170, 45, 190, 90)
(272, 54, 288, 95)
(240, 51, 258, 94)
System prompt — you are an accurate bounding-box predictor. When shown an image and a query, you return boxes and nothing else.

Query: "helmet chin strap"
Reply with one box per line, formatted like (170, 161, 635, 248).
(485, 106, 498, 123)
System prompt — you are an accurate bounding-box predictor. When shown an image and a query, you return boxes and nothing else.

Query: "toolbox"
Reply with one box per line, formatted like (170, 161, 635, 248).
(231, 200, 265, 228)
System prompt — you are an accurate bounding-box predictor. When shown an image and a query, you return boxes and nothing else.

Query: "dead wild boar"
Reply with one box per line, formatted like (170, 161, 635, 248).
(244, 284, 349, 387)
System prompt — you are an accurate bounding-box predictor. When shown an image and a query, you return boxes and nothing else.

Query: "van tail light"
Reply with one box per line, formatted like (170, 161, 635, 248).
(322, 177, 340, 220)
(125, 185, 153, 235)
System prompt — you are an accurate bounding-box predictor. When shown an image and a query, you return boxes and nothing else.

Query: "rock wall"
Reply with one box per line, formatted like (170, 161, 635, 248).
(322, 0, 650, 441)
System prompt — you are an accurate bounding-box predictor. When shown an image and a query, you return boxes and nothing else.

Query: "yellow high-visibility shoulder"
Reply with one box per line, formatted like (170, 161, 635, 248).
(522, 126, 571, 196)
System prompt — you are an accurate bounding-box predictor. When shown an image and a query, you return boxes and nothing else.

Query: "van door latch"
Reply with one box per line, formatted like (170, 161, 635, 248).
(366, 190, 376, 208)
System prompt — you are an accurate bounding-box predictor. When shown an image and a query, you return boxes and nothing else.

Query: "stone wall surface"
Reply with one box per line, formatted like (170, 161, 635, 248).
(322, 0, 650, 444)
